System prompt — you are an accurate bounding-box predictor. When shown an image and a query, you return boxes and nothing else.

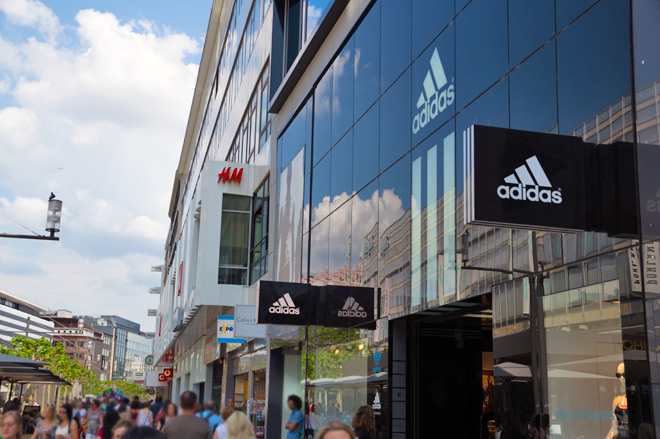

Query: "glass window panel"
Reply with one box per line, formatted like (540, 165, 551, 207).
(223, 195, 251, 211)
(456, 79, 509, 195)
(219, 212, 250, 267)
(600, 253, 617, 282)
(380, 0, 411, 92)
(380, 68, 412, 172)
(556, 0, 597, 29)
(328, 199, 352, 283)
(286, 0, 302, 70)
(412, 0, 453, 58)
(556, 0, 631, 134)
(510, 43, 558, 134)
(309, 219, 330, 284)
(411, 124, 456, 308)
(351, 180, 379, 288)
(311, 152, 331, 226)
(455, 0, 508, 110)
(332, 39, 355, 145)
(411, 25, 455, 146)
(508, 0, 554, 67)
(281, 106, 307, 169)
(353, 103, 380, 193)
(314, 66, 333, 165)
(330, 129, 353, 205)
(305, 0, 331, 40)
(353, 4, 380, 121)
(379, 154, 411, 317)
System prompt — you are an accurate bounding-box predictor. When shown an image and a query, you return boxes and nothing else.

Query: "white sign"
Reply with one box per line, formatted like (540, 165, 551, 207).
(629, 242, 660, 294)
(145, 370, 168, 387)
(234, 305, 267, 339)
(217, 315, 245, 343)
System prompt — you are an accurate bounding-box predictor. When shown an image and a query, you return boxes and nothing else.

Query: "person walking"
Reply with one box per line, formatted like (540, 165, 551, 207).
(149, 398, 163, 427)
(136, 403, 153, 428)
(32, 405, 57, 439)
(128, 402, 140, 423)
(213, 406, 234, 439)
(55, 404, 79, 439)
(111, 420, 135, 439)
(351, 406, 374, 439)
(197, 401, 221, 434)
(98, 408, 121, 439)
(225, 411, 255, 439)
(153, 401, 169, 429)
(85, 400, 102, 439)
(74, 402, 87, 424)
(1, 411, 22, 439)
(122, 426, 165, 439)
(316, 421, 357, 439)
(304, 404, 316, 439)
(161, 392, 212, 439)
(156, 403, 177, 431)
(284, 395, 304, 439)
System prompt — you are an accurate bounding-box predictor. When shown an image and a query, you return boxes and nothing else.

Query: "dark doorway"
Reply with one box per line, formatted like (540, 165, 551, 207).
(409, 301, 493, 439)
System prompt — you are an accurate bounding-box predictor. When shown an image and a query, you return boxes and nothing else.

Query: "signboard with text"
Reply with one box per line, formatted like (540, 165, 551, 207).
(217, 315, 244, 343)
(235, 305, 267, 339)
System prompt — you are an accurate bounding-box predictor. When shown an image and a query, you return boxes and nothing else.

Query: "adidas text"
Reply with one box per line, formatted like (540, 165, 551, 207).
(269, 305, 300, 315)
(338, 309, 367, 318)
(497, 185, 562, 204)
(412, 85, 455, 134)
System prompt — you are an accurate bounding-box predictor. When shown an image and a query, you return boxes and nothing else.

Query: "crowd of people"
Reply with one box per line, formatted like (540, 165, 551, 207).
(0, 392, 377, 439)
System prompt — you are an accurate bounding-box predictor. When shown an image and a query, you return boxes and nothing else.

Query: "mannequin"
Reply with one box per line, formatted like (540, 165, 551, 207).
(607, 362, 629, 439)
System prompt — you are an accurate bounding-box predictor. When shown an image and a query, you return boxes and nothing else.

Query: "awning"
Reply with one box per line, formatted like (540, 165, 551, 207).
(0, 355, 69, 385)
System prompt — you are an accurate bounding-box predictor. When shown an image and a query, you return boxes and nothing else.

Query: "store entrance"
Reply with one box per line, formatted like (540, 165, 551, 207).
(410, 299, 493, 439)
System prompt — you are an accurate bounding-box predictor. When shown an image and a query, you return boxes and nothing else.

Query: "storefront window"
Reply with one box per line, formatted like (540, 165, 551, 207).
(352, 104, 379, 193)
(219, 195, 251, 285)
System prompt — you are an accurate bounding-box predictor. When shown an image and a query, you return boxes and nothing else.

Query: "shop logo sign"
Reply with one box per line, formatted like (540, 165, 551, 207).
(268, 293, 300, 315)
(373, 351, 382, 373)
(338, 297, 367, 318)
(497, 155, 562, 204)
(412, 48, 455, 134)
(372, 391, 382, 410)
(218, 166, 243, 184)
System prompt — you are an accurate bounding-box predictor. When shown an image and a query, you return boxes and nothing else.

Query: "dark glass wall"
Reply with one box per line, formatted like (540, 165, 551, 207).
(273, 0, 658, 437)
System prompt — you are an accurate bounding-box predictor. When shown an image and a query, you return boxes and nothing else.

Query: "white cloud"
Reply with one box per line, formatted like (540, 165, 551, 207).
(0, 0, 60, 42)
(0, 3, 200, 327)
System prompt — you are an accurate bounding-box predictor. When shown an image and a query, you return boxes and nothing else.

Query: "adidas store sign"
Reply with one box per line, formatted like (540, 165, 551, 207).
(412, 48, 454, 134)
(338, 297, 367, 318)
(268, 293, 300, 315)
(496, 156, 562, 204)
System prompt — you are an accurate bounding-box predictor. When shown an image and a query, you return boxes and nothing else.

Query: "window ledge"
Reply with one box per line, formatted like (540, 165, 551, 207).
(268, 0, 349, 114)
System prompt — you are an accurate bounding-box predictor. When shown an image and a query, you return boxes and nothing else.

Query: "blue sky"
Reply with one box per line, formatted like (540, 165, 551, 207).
(0, 0, 211, 329)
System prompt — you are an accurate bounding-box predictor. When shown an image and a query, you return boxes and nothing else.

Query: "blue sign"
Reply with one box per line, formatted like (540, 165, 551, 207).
(217, 315, 245, 343)
(373, 351, 382, 373)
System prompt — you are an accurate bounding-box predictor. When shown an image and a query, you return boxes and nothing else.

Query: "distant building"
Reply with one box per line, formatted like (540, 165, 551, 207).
(0, 288, 53, 346)
(124, 331, 154, 385)
(42, 310, 110, 380)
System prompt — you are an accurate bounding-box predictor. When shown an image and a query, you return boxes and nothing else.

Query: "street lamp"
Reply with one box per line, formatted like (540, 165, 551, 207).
(0, 193, 62, 241)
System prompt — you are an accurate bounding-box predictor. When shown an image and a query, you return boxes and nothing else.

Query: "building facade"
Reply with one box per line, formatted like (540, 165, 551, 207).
(155, 0, 660, 438)
(0, 288, 53, 346)
(124, 331, 154, 385)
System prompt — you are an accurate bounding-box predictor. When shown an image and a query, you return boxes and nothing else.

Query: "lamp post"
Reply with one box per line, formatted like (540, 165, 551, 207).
(0, 193, 62, 241)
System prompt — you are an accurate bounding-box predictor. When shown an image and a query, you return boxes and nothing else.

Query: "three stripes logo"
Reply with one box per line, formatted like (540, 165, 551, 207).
(372, 391, 382, 410)
(497, 155, 562, 204)
(338, 296, 367, 318)
(268, 293, 300, 315)
(412, 48, 455, 134)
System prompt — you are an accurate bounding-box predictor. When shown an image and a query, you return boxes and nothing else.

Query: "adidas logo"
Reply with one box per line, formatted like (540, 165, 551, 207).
(373, 391, 382, 410)
(497, 155, 562, 204)
(646, 187, 660, 212)
(268, 293, 300, 315)
(338, 297, 367, 318)
(412, 48, 455, 134)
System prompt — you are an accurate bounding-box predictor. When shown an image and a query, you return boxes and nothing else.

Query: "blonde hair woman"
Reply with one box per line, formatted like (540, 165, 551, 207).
(316, 421, 357, 439)
(0, 411, 22, 439)
(32, 406, 57, 439)
(225, 411, 255, 439)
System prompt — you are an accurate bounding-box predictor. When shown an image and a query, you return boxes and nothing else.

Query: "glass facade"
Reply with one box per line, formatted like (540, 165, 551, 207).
(272, 0, 660, 437)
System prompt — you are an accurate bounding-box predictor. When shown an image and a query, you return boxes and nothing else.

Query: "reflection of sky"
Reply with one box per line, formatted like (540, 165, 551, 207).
(308, 188, 405, 277)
